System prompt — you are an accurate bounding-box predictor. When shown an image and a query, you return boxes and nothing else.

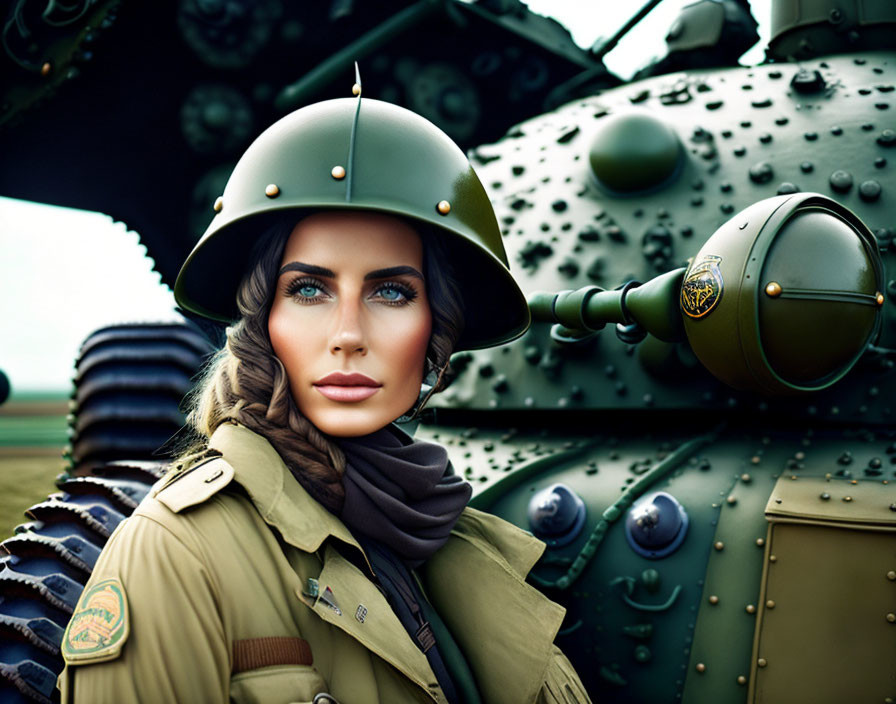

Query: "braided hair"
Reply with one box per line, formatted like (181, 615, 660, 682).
(182, 215, 463, 513)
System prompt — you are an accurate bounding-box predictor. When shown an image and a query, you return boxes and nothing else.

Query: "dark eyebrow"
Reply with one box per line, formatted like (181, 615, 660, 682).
(278, 262, 336, 278)
(364, 266, 424, 281)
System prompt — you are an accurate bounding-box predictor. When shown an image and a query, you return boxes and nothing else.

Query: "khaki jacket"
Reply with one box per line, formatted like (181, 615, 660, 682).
(58, 423, 590, 704)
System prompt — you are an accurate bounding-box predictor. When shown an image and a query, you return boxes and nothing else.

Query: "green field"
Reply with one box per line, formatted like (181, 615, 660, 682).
(0, 397, 70, 537)
(0, 453, 67, 537)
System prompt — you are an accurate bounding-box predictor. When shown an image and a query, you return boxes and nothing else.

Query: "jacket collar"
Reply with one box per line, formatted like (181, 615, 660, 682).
(208, 422, 361, 556)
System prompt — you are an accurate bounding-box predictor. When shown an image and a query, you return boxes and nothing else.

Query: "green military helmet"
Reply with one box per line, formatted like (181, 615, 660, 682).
(174, 95, 530, 351)
(680, 193, 885, 394)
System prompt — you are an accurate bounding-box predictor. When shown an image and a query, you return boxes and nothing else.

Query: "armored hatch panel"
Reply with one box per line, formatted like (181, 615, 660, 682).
(430, 50, 896, 425)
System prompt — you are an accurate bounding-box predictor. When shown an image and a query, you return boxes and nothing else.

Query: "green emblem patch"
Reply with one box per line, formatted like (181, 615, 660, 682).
(63, 578, 129, 662)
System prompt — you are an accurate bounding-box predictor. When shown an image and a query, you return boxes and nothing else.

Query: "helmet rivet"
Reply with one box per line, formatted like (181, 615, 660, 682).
(765, 281, 783, 297)
(213, 196, 223, 213)
(877, 292, 885, 306)
(41, 62, 52, 77)
(265, 184, 280, 198)
(352, 83, 361, 96)
(437, 200, 451, 215)
(331, 166, 346, 180)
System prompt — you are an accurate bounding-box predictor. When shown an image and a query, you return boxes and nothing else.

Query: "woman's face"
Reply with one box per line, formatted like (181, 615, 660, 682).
(268, 211, 432, 437)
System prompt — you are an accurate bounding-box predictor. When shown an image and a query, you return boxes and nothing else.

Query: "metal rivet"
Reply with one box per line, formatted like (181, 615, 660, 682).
(769, 555, 777, 562)
(331, 166, 346, 180)
(757, 658, 767, 668)
(746, 604, 756, 614)
(213, 196, 223, 213)
(766, 600, 776, 609)
(741, 473, 752, 482)
(820, 492, 831, 500)
(714, 541, 724, 551)
(709, 595, 719, 605)
(352, 83, 361, 96)
(843, 496, 853, 502)
(887, 613, 896, 623)
(265, 184, 280, 198)
(437, 200, 451, 215)
(877, 292, 885, 306)
(737, 675, 747, 685)
(40, 61, 52, 77)
(765, 282, 783, 297)
(696, 663, 706, 673)
(887, 571, 896, 581)
(756, 538, 765, 547)
(727, 496, 737, 505)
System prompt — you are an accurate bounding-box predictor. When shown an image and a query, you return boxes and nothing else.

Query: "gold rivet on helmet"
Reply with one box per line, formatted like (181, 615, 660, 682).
(437, 200, 451, 215)
(213, 197, 223, 213)
(331, 166, 346, 180)
(765, 282, 782, 297)
(41, 62, 52, 77)
(877, 292, 885, 306)
(352, 83, 361, 96)
(265, 184, 280, 198)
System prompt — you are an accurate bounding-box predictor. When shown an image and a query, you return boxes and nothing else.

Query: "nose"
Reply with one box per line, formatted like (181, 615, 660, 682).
(329, 297, 366, 355)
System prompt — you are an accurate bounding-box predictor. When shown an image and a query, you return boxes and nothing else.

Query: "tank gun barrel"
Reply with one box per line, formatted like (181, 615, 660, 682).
(529, 267, 686, 343)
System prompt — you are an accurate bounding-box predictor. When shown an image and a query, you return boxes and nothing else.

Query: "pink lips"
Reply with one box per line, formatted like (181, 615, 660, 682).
(313, 372, 382, 402)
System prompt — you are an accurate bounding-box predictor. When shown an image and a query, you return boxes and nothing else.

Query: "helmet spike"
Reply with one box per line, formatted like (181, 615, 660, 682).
(346, 62, 362, 202)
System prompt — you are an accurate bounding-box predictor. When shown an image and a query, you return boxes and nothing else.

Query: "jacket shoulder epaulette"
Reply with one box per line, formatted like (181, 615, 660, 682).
(152, 456, 234, 514)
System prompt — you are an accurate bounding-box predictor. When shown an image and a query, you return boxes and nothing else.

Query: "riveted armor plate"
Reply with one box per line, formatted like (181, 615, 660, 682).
(748, 476, 896, 703)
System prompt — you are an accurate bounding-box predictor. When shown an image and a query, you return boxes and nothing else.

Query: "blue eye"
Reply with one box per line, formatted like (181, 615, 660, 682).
(380, 286, 404, 301)
(374, 283, 416, 305)
(285, 277, 327, 302)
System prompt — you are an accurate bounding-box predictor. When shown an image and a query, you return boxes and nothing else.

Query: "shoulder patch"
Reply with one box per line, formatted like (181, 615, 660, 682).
(62, 578, 130, 664)
(154, 457, 235, 513)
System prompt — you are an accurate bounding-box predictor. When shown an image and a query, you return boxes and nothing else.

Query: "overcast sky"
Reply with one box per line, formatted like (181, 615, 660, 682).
(0, 0, 770, 398)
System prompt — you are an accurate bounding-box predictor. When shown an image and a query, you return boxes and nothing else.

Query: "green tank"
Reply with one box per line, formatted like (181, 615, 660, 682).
(1, 1, 896, 703)
(408, 4, 896, 702)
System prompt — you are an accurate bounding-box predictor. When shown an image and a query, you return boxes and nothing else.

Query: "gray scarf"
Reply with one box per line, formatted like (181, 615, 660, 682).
(337, 426, 472, 566)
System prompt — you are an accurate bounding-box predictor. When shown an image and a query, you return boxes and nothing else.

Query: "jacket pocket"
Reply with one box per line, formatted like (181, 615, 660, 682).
(230, 664, 328, 704)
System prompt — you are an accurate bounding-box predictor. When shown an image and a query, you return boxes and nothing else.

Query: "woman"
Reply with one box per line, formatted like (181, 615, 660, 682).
(58, 90, 590, 704)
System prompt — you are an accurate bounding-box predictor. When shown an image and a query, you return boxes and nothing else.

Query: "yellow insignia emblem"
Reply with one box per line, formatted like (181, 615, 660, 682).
(63, 578, 130, 662)
(681, 254, 724, 319)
